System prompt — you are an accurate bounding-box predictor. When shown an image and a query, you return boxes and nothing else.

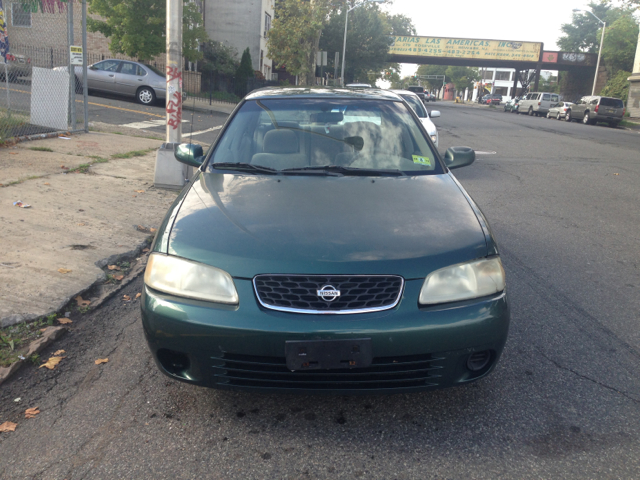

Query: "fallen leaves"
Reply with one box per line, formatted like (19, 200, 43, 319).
(60, 165, 69, 170)
(114, 275, 124, 281)
(44, 182, 50, 185)
(77, 223, 85, 226)
(135, 190, 145, 193)
(75, 295, 90, 307)
(54, 350, 65, 355)
(107, 265, 121, 271)
(614, 173, 620, 176)
(57, 318, 72, 325)
(95, 358, 109, 365)
(0, 422, 17, 432)
(123, 295, 131, 301)
(39, 356, 64, 370)
(58, 268, 72, 274)
(9, 152, 18, 155)
(142, 248, 150, 253)
(24, 407, 40, 419)
(135, 293, 141, 299)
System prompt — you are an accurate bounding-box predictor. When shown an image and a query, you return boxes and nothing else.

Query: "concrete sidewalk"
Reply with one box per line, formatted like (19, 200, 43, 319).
(0, 132, 179, 327)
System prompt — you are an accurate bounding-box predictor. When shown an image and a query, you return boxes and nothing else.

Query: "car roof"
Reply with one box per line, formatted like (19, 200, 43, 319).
(389, 89, 418, 97)
(245, 86, 403, 101)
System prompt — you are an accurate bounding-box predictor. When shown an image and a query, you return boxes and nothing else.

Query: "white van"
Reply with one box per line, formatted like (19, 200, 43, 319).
(518, 92, 559, 117)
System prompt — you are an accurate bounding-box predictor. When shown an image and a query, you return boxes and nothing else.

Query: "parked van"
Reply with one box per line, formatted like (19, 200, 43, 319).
(518, 92, 559, 117)
(565, 96, 625, 127)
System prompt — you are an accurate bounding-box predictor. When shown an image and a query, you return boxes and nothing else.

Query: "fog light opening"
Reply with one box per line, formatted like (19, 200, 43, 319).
(157, 348, 191, 376)
(467, 350, 491, 372)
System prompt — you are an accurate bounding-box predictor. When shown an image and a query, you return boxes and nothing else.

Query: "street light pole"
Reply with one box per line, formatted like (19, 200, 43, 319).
(340, 0, 384, 86)
(573, 8, 606, 96)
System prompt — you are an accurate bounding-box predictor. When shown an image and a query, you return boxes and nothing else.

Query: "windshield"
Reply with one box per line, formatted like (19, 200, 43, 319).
(399, 94, 427, 118)
(208, 98, 441, 175)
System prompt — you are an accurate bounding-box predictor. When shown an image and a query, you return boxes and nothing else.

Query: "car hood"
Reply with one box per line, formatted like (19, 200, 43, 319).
(167, 172, 488, 278)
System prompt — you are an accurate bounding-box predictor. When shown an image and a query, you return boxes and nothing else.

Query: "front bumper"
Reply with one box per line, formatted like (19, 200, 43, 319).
(141, 278, 510, 394)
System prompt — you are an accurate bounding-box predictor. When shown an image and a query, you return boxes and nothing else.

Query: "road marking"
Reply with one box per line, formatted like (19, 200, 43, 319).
(121, 119, 188, 129)
(0, 85, 166, 118)
(183, 125, 223, 138)
(475, 151, 496, 155)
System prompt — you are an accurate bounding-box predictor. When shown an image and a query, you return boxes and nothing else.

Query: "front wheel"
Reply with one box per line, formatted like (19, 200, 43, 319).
(565, 110, 572, 122)
(137, 87, 156, 105)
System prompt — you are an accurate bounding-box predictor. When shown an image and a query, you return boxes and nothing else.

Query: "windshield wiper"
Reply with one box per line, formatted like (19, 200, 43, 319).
(211, 162, 278, 175)
(282, 165, 406, 176)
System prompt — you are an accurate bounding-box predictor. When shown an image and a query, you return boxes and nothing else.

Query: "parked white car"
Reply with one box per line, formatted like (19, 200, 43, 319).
(391, 90, 440, 147)
(547, 102, 573, 120)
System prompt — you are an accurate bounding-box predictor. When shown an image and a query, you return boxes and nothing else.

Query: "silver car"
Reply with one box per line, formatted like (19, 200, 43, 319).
(67, 60, 169, 105)
(546, 102, 573, 120)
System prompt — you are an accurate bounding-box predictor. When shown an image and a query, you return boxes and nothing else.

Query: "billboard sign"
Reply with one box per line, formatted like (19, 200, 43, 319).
(389, 36, 542, 62)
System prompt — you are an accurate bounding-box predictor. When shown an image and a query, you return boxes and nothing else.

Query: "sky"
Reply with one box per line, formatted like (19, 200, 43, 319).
(380, 0, 596, 77)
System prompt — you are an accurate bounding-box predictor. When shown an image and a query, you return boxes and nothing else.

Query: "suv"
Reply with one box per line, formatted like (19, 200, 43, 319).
(565, 96, 625, 127)
(518, 92, 559, 116)
(407, 85, 427, 102)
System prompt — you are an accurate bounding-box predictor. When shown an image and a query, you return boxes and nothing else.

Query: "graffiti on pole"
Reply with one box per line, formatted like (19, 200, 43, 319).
(166, 65, 182, 130)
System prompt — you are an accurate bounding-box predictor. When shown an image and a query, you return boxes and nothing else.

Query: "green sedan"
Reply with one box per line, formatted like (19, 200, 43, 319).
(503, 97, 521, 113)
(141, 87, 509, 394)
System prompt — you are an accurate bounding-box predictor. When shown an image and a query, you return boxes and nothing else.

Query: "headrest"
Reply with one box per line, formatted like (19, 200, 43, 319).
(263, 129, 299, 154)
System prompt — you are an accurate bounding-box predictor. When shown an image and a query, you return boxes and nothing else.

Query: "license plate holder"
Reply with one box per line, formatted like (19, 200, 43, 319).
(285, 338, 373, 371)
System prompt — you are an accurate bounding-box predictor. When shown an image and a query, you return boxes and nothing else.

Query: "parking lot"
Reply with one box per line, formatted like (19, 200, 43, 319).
(1, 101, 639, 479)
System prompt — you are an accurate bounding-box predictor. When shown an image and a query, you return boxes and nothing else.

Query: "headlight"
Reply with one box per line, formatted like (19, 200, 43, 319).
(419, 257, 505, 305)
(144, 253, 238, 304)
(430, 134, 437, 143)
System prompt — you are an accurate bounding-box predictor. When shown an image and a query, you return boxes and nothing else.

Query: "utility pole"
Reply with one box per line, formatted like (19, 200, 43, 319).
(153, 0, 186, 189)
(166, 0, 183, 143)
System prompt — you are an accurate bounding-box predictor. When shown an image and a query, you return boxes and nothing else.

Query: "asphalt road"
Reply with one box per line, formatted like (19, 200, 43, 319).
(0, 82, 228, 144)
(1, 102, 639, 479)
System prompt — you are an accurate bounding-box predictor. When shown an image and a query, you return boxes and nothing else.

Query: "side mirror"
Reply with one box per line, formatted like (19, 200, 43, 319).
(174, 143, 205, 167)
(443, 147, 475, 170)
(430, 110, 441, 118)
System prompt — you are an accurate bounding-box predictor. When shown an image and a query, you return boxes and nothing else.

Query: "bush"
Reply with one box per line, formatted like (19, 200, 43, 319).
(235, 48, 254, 98)
(600, 70, 631, 103)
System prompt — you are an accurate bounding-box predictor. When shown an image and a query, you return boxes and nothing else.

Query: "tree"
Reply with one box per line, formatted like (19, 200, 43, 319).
(235, 48, 254, 97)
(445, 66, 479, 94)
(200, 41, 239, 76)
(601, 15, 639, 75)
(557, 2, 613, 53)
(319, 3, 389, 84)
(87, 0, 207, 62)
(600, 70, 632, 101)
(267, 0, 334, 85)
(416, 64, 448, 91)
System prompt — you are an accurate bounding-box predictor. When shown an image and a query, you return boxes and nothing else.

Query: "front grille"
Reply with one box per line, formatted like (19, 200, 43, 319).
(253, 275, 404, 314)
(212, 352, 444, 391)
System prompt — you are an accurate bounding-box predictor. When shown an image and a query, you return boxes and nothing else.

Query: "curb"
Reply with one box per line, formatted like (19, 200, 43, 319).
(0, 326, 67, 386)
(0, 244, 150, 387)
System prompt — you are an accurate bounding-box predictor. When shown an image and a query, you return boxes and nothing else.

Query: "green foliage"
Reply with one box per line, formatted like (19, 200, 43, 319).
(444, 66, 479, 93)
(267, 0, 333, 85)
(235, 48, 255, 97)
(200, 41, 239, 76)
(557, 2, 613, 53)
(415, 65, 448, 91)
(600, 70, 631, 102)
(87, 0, 207, 61)
(601, 16, 639, 76)
(538, 75, 560, 93)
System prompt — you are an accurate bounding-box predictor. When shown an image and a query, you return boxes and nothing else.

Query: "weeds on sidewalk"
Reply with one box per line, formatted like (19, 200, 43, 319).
(29, 147, 54, 152)
(111, 147, 156, 159)
(0, 316, 58, 367)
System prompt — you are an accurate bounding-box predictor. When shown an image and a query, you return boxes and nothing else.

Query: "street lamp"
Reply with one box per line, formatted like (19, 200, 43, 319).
(573, 8, 606, 96)
(341, 0, 385, 86)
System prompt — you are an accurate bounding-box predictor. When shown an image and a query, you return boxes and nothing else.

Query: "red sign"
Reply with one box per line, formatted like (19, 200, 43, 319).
(542, 51, 558, 63)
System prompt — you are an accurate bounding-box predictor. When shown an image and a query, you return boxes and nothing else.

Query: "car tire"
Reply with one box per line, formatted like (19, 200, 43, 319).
(528, 107, 534, 116)
(137, 87, 156, 105)
(583, 112, 592, 125)
(557, 113, 561, 120)
(546, 112, 551, 119)
(565, 110, 572, 122)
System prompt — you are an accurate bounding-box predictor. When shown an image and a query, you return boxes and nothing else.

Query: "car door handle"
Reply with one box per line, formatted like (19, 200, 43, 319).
(138, 79, 143, 81)
(108, 74, 114, 77)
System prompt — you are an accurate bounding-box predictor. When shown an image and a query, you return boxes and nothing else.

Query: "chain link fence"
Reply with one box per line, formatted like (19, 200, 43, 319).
(0, 0, 87, 144)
